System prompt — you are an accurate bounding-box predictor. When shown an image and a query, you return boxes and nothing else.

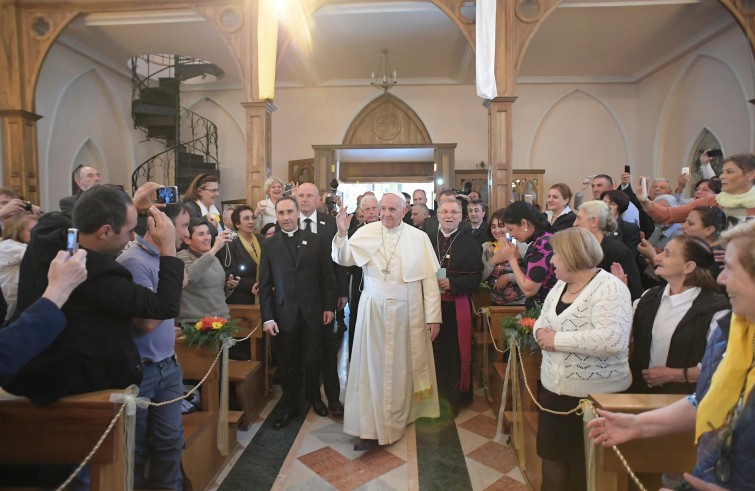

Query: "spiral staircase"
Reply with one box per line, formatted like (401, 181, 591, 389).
(130, 54, 224, 194)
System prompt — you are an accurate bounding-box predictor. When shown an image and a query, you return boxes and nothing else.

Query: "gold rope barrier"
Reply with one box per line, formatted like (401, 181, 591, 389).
(53, 320, 261, 491)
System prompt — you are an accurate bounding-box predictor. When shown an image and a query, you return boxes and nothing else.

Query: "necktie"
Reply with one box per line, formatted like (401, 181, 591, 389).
(304, 218, 313, 233)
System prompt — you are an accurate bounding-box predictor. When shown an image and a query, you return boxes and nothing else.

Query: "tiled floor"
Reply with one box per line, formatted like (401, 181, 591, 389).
(209, 388, 528, 491)
(209, 328, 529, 491)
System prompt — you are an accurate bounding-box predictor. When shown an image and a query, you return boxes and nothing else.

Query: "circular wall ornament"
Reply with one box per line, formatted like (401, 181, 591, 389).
(458, 0, 476, 25)
(30, 14, 53, 40)
(373, 112, 402, 141)
(219, 6, 243, 33)
(515, 0, 542, 23)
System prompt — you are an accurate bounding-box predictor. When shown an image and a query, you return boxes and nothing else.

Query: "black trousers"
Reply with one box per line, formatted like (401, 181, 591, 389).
(272, 311, 322, 409)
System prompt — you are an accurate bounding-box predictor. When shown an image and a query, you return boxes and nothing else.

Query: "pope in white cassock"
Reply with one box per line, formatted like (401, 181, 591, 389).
(333, 192, 442, 451)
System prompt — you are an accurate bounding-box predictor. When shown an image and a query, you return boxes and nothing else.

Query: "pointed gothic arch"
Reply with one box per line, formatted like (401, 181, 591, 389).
(342, 93, 432, 146)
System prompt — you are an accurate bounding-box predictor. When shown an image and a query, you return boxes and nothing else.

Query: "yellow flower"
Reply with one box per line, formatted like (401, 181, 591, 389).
(194, 321, 203, 330)
(212, 321, 223, 330)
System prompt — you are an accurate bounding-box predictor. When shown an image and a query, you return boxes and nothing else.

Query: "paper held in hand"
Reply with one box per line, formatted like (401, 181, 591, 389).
(437, 267, 447, 294)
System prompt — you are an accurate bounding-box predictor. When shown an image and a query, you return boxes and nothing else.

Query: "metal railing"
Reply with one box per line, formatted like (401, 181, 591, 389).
(130, 54, 220, 193)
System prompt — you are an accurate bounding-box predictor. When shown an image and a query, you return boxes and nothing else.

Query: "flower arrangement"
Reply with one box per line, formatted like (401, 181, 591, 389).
(180, 316, 240, 349)
(501, 307, 541, 353)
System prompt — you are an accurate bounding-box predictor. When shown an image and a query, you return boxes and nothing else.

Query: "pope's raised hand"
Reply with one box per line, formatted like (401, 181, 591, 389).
(336, 203, 352, 238)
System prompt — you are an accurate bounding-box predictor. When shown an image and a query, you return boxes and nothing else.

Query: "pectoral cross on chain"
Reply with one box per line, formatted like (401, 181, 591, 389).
(381, 267, 391, 280)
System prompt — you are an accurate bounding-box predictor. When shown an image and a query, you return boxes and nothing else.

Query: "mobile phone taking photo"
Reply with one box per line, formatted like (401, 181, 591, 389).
(67, 228, 79, 256)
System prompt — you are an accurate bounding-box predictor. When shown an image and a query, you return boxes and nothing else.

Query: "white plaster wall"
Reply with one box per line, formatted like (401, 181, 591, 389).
(183, 92, 247, 200)
(636, 27, 755, 180)
(269, 85, 487, 177)
(35, 43, 165, 210)
(31, 23, 754, 211)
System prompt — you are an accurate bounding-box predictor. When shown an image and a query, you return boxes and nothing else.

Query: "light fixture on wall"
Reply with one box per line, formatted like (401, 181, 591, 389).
(370, 49, 398, 93)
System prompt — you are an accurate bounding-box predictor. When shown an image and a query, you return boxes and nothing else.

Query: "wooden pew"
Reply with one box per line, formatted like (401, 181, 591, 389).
(227, 305, 266, 430)
(174, 342, 226, 491)
(588, 393, 697, 491)
(0, 388, 126, 491)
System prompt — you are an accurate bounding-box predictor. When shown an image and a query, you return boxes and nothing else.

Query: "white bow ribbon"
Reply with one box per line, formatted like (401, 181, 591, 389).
(110, 385, 151, 491)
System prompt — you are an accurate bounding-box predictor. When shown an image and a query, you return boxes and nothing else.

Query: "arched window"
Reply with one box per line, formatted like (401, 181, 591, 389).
(689, 128, 723, 184)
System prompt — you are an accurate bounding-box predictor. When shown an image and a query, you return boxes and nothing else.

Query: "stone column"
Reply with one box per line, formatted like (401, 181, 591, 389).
(487, 97, 517, 211)
(242, 101, 275, 205)
(0, 110, 42, 203)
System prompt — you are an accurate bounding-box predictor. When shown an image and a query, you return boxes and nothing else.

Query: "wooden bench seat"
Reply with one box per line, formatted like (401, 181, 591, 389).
(0, 388, 127, 491)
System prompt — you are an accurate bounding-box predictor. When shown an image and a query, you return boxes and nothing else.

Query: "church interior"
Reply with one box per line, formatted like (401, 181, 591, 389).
(1, 0, 754, 490)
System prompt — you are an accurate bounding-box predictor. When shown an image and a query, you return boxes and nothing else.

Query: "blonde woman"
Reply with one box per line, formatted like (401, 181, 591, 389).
(256, 176, 286, 229)
(534, 227, 632, 491)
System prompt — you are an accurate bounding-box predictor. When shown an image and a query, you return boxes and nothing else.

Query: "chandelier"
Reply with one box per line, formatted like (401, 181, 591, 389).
(370, 49, 398, 93)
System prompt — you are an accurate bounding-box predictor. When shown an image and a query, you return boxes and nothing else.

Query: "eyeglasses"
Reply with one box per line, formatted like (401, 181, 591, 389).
(202, 188, 221, 194)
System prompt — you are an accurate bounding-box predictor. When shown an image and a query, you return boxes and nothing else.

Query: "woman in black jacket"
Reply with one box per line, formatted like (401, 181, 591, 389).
(629, 235, 729, 394)
(545, 183, 576, 233)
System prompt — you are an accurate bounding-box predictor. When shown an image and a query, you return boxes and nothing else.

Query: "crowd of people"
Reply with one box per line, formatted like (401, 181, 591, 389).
(0, 149, 752, 490)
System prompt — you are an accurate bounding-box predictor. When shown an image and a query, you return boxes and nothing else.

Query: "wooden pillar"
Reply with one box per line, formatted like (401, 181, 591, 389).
(488, 97, 516, 211)
(312, 146, 336, 192)
(435, 143, 456, 190)
(242, 101, 275, 206)
(0, 110, 42, 202)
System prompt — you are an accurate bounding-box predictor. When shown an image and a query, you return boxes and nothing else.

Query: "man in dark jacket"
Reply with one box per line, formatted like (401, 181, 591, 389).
(3, 185, 183, 406)
(259, 196, 336, 429)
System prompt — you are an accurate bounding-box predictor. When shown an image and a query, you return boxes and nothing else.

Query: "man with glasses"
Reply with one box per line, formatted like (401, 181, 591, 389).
(429, 199, 483, 417)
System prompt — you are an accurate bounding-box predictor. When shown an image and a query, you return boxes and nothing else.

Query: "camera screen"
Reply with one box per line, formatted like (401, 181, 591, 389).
(157, 187, 177, 204)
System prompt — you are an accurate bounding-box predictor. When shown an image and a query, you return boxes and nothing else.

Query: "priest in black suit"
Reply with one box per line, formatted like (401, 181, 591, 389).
(429, 199, 483, 416)
(259, 196, 337, 429)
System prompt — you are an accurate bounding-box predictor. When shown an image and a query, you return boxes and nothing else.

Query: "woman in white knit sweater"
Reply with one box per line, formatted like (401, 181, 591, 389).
(533, 227, 632, 491)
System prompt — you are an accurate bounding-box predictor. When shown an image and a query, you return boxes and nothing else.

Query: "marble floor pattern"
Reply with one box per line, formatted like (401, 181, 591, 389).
(208, 313, 527, 491)
(209, 386, 528, 491)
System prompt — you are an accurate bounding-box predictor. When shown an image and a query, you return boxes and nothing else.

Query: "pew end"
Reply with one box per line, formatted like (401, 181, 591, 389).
(588, 393, 697, 491)
(0, 388, 127, 491)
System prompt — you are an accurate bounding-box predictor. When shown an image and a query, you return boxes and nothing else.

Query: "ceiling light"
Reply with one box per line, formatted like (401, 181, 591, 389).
(370, 50, 398, 93)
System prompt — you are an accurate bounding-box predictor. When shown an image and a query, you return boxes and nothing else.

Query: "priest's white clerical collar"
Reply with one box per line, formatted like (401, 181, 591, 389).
(383, 221, 403, 234)
(440, 228, 458, 238)
(282, 229, 297, 238)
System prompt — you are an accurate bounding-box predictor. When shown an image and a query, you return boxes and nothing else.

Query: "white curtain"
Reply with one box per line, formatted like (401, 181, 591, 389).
(476, 0, 498, 100)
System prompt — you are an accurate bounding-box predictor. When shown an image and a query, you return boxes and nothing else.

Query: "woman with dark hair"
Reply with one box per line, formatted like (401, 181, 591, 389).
(220, 205, 265, 305)
(641, 153, 755, 228)
(176, 218, 238, 323)
(574, 200, 644, 300)
(481, 209, 525, 305)
(260, 222, 276, 238)
(629, 235, 729, 394)
(601, 189, 641, 255)
(682, 206, 727, 278)
(183, 173, 223, 232)
(487, 201, 556, 308)
(639, 206, 727, 279)
(546, 183, 575, 233)
(693, 178, 721, 199)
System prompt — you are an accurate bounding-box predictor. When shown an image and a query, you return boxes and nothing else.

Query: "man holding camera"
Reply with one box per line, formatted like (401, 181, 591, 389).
(3, 184, 184, 406)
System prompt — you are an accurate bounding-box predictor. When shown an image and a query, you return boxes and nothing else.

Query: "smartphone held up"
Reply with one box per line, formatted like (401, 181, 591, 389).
(67, 228, 79, 256)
